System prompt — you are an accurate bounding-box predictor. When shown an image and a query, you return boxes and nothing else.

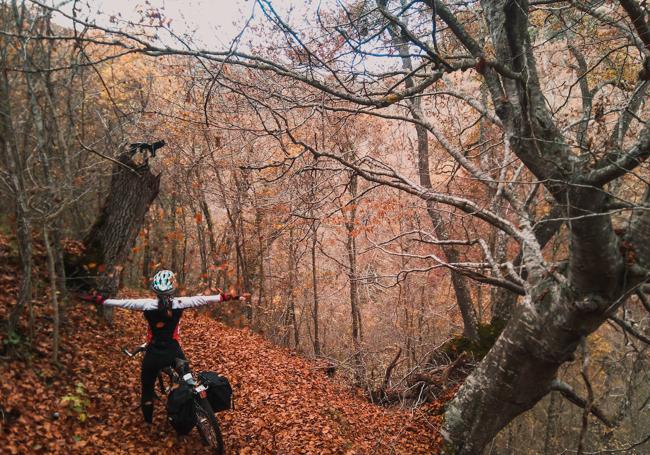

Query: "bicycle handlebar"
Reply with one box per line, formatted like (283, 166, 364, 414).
(122, 343, 147, 357)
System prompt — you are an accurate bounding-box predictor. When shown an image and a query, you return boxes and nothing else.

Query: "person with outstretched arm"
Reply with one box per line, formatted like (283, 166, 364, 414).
(83, 270, 245, 423)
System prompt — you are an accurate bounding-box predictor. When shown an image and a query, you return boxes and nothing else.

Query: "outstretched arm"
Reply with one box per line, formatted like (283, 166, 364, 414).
(81, 291, 243, 310)
(103, 298, 158, 311)
(173, 293, 240, 309)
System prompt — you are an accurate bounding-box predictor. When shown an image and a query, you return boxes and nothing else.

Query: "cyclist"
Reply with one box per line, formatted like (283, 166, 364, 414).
(85, 270, 243, 423)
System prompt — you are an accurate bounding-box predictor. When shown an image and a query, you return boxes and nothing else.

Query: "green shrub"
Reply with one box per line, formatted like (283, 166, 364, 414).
(61, 382, 90, 422)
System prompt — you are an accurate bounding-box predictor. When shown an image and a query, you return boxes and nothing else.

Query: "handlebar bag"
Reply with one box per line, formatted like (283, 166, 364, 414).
(198, 371, 233, 412)
(166, 383, 196, 434)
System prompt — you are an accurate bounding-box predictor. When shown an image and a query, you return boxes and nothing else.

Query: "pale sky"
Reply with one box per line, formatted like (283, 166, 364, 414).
(50, 0, 326, 50)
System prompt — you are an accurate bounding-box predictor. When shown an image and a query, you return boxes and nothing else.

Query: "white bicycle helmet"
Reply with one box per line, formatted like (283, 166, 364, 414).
(151, 270, 176, 295)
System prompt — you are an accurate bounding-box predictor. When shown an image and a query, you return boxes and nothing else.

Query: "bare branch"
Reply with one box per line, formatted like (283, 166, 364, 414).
(610, 315, 650, 345)
(587, 122, 650, 186)
(619, 0, 650, 50)
(383, 346, 403, 389)
(636, 289, 650, 313)
(549, 379, 614, 428)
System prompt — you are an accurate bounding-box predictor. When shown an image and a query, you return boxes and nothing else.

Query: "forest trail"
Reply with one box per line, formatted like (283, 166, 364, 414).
(1, 269, 445, 454)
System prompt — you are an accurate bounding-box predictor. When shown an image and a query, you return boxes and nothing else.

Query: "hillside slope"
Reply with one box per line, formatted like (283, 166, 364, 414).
(1, 289, 444, 454)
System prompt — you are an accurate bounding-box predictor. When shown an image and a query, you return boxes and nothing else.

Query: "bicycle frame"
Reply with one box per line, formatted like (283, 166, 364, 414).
(159, 359, 209, 400)
(122, 342, 224, 454)
(122, 344, 208, 398)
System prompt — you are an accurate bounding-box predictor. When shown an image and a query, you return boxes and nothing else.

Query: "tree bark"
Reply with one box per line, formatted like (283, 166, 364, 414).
(170, 192, 179, 273)
(43, 227, 60, 363)
(142, 215, 151, 282)
(491, 206, 565, 325)
(283, 233, 294, 347)
(436, 0, 645, 449)
(195, 203, 209, 285)
(66, 152, 160, 317)
(442, 288, 612, 452)
(290, 233, 300, 349)
(345, 171, 365, 383)
(1, 65, 33, 337)
(199, 191, 217, 265)
(542, 392, 559, 455)
(254, 206, 265, 330)
(311, 220, 321, 357)
(179, 206, 188, 286)
(6, 194, 33, 336)
(194, 168, 217, 287)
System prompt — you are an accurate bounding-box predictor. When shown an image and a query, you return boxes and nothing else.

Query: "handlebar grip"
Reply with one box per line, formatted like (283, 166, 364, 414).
(122, 343, 147, 357)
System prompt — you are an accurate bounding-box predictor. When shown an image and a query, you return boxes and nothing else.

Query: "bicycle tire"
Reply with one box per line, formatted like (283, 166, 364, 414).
(195, 398, 224, 455)
(157, 374, 166, 395)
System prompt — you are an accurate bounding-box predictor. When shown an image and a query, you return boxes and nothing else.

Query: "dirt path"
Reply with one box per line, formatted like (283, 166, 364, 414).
(1, 296, 443, 454)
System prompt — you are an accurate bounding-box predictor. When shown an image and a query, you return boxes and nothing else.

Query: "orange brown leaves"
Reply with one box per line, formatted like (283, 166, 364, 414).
(2, 251, 444, 454)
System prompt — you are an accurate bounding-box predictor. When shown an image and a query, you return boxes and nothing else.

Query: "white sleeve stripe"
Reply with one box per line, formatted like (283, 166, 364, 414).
(103, 298, 158, 311)
(172, 295, 222, 309)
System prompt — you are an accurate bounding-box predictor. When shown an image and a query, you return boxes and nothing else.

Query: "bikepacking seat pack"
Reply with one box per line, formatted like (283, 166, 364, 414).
(198, 371, 233, 412)
(166, 383, 197, 435)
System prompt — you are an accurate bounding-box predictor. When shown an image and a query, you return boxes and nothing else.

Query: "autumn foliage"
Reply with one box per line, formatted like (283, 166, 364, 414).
(0, 234, 445, 453)
(3, 0, 650, 452)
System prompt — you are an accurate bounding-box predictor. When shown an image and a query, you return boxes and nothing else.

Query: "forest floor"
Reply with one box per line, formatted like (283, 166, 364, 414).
(0, 235, 449, 454)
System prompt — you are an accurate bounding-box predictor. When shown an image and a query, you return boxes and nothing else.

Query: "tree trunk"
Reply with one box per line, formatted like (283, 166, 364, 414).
(283, 226, 300, 349)
(543, 392, 559, 455)
(142, 216, 151, 282)
(52, 225, 68, 311)
(381, 7, 480, 341)
(43, 227, 60, 363)
(282, 240, 294, 348)
(179, 206, 188, 286)
(236, 203, 253, 319)
(215, 169, 253, 320)
(345, 171, 365, 383)
(192, 167, 217, 288)
(414, 92, 479, 343)
(66, 152, 160, 318)
(201, 199, 217, 260)
(170, 192, 179, 273)
(414, 91, 480, 341)
(490, 206, 565, 325)
(254, 207, 265, 331)
(216, 229, 230, 291)
(1, 69, 33, 337)
(436, 0, 649, 447)
(441, 145, 638, 454)
(442, 289, 591, 453)
(7, 197, 33, 336)
(311, 221, 321, 357)
(195, 204, 209, 286)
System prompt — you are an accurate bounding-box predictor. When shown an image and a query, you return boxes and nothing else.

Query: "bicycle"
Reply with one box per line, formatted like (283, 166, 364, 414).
(123, 343, 225, 454)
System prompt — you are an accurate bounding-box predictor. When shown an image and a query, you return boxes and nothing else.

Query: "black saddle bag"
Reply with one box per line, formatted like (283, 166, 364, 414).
(198, 371, 233, 412)
(166, 383, 196, 434)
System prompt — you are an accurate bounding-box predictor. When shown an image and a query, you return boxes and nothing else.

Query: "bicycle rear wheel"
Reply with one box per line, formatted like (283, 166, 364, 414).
(195, 399, 224, 455)
(157, 374, 166, 395)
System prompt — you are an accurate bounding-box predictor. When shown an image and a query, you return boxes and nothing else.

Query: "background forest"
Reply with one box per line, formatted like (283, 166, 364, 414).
(1, 0, 650, 453)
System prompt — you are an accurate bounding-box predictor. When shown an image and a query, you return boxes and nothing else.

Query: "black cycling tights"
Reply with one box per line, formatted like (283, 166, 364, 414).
(140, 340, 187, 423)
